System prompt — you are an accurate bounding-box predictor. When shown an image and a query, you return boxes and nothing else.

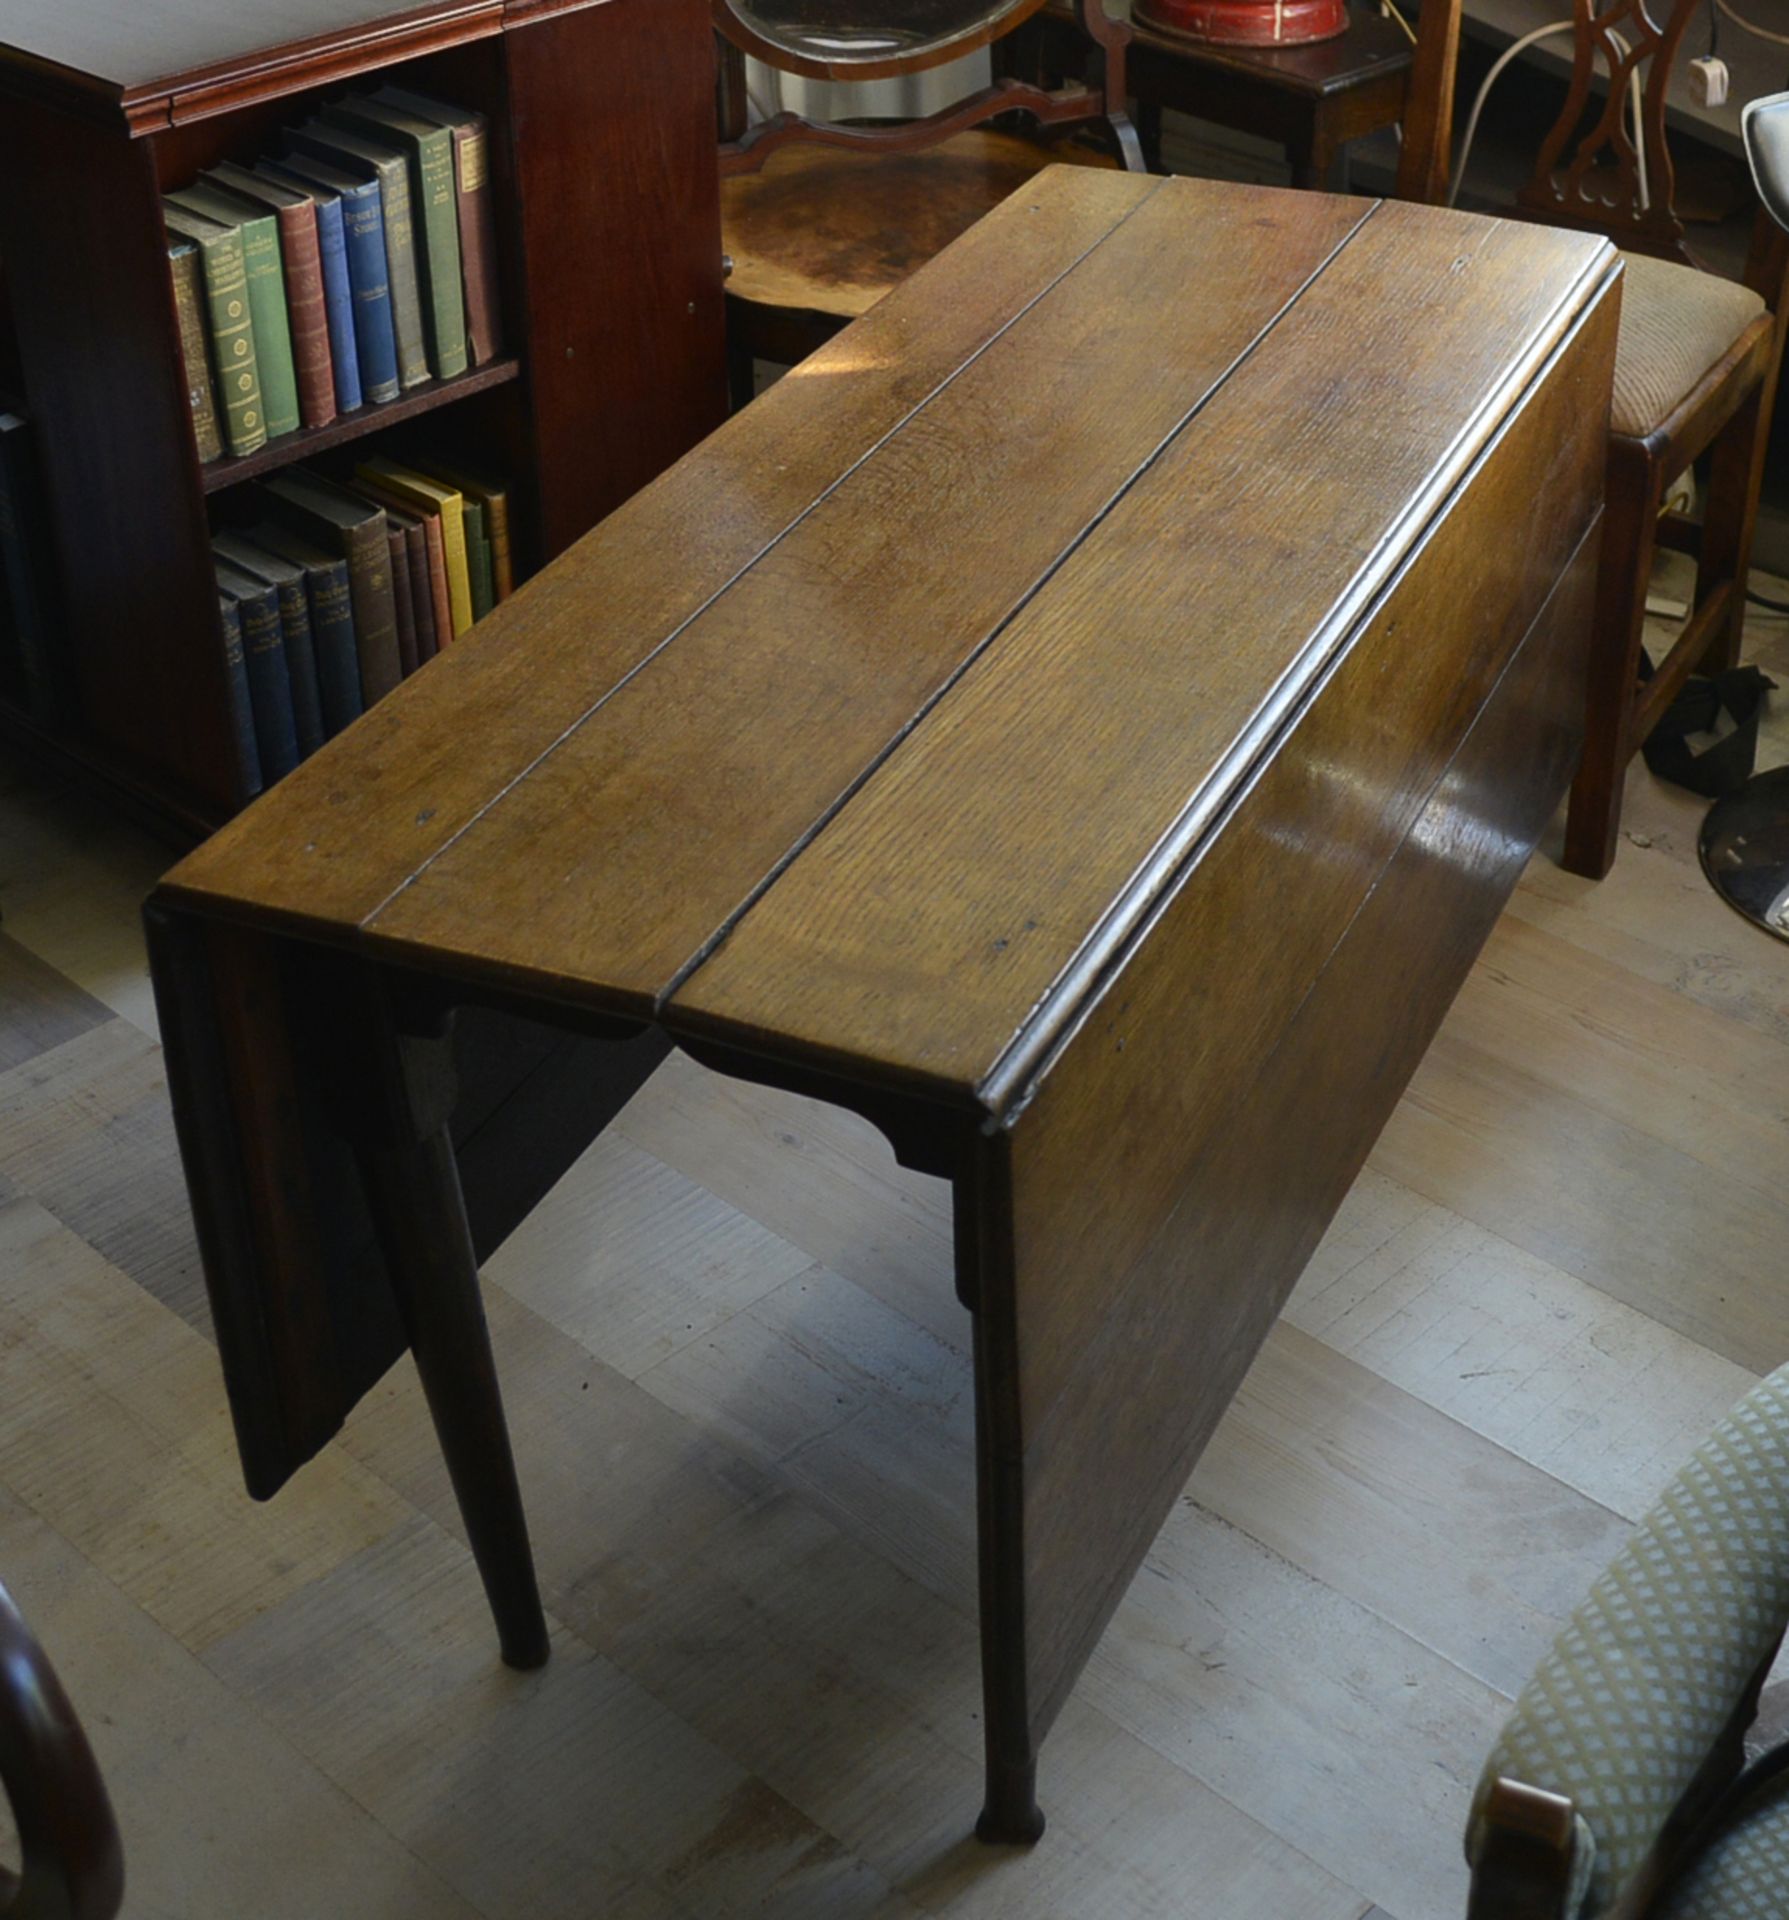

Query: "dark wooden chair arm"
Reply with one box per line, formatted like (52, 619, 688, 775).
(0, 1581, 123, 1920)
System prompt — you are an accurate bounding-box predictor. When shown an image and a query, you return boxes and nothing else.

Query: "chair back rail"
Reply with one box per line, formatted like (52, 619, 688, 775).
(1515, 0, 1702, 265)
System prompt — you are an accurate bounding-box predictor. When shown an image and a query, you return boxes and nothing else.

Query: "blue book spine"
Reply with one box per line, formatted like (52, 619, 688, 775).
(306, 557, 364, 736)
(272, 578, 325, 757)
(312, 195, 363, 414)
(335, 177, 400, 404)
(234, 586, 300, 780)
(217, 596, 264, 800)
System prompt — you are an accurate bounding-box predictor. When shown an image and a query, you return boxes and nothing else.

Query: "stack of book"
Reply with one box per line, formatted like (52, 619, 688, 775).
(0, 409, 66, 724)
(166, 88, 504, 463)
(212, 457, 512, 798)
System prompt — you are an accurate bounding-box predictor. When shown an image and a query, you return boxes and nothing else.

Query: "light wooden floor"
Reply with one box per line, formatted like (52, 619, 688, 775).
(2, 585, 1788, 1920)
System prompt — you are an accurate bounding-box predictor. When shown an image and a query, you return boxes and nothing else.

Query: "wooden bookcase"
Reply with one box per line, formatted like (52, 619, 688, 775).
(0, 0, 729, 836)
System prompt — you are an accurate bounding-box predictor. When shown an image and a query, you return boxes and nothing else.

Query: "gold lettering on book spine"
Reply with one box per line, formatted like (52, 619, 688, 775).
(458, 132, 487, 196)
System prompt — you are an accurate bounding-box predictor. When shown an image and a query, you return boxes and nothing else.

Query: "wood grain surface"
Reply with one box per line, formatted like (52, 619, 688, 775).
(163, 165, 1160, 935)
(721, 129, 1119, 317)
(364, 177, 1371, 1013)
(982, 511, 1602, 1763)
(163, 175, 1611, 1096)
(671, 206, 1615, 1101)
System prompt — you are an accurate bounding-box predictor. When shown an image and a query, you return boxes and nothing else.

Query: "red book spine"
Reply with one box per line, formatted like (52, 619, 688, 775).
(273, 199, 337, 429)
(450, 121, 503, 365)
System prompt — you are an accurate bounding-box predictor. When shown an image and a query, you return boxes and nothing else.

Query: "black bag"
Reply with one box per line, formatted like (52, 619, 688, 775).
(1638, 651, 1778, 799)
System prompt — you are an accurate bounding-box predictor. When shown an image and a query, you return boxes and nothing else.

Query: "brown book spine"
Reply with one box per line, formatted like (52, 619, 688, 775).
(168, 243, 223, 463)
(404, 524, 437, 663)
(449, 120, 502, 365)
(389, 527, 418, 677)
(484, 493, 512, 599)
(423, 515, 453, 645)
(270, 198, 336, 429)
(346, 523, 400, 702)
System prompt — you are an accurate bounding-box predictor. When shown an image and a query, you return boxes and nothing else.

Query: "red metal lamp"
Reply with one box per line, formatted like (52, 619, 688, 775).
(1134, 0, 1347, 46)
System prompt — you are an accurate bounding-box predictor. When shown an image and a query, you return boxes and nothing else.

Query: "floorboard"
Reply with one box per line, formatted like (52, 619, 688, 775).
(0, 578, 1784, 1915)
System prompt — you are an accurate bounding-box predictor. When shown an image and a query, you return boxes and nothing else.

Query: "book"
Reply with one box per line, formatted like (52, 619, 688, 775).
(412, 458, 511, 600)
(214, 558, 299, 780)
(248, 522, 363, 736)
(375, 87, 502, 366)
(463, 498, 494, 622)
(212, 532, 326, 756)
(258, 471, 401, 704)
(356, 458, 470, 636)
(369, 493, 436, 666)
(324, 97, 467, 380)
(287, 122, 430, 391)
(202, 163, 337, 430)
(215, 593, 264, 800)
(252, 163, 361, 415)
(167, 239, 222, 464)
(265, 155, 399, 405)
(162, 203, 265, 455)
(349, 472, 448, 651)
(167, 183, 300, 440)
(387, 524, 417, 677)
(392, 505, 436, 664)
(0, 412, 65, 723)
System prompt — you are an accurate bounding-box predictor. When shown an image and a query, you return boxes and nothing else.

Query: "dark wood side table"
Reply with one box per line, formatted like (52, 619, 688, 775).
(145, 170, 1617, 1845)
(1013, 1, 1415, 186)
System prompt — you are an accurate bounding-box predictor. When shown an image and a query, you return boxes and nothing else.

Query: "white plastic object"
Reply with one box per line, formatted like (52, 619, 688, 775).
(1688, 55, 1730, 107)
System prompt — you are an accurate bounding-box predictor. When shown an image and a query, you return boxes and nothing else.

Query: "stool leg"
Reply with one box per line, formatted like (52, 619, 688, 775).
(1562, 453, 1660, 879)
(354, 1024, 550, 1672)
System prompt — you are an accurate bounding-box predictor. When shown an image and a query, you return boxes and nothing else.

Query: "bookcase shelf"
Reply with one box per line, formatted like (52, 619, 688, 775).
(0, 0, 728, 839)
(200, 357, 521, 493)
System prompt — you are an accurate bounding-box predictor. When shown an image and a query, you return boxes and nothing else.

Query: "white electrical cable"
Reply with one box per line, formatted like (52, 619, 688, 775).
(1715, 0, 1789, 48)
(1449, 21, 1650, 211)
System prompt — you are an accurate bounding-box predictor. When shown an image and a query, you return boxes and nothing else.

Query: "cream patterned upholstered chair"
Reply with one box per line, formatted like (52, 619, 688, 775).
(1465, 1364, 1789, 1918)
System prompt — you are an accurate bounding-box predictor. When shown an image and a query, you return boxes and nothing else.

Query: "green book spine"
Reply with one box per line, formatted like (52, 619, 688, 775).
(412, 126, 466, 378)
(463, 500, 493, 621)
(235, 212, 297, 436)
(169, 186, 300, 438)
(377, 156, 428, 389)
(165, 207, 265, 456)
(325, 103, 466, 379)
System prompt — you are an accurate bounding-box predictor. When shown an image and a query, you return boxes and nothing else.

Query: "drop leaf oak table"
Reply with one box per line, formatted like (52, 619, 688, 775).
(147, 170, 1620, 1843)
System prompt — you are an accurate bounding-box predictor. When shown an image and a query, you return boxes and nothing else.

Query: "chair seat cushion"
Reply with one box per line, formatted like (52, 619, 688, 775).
(1611, 251, 1767, 438)
(722, 133, 1119, 319)
(1657, 1778, 1789, 1918)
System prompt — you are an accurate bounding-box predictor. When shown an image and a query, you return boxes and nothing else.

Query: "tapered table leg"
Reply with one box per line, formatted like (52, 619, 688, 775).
(352, 1018, 550, 1672)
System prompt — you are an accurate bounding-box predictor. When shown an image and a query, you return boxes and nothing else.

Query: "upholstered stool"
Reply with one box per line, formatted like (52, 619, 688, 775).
(1611, 253, 1768, 440)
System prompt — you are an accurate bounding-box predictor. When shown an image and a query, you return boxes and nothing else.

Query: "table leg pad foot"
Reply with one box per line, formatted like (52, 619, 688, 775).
(975, 1799, 1045, 1846)
(500, 1628, 552, 1672)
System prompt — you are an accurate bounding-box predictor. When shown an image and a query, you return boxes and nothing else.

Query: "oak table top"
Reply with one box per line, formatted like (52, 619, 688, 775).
(150, 168, 1621, 1843)
(166, 169, 1609, 1100)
